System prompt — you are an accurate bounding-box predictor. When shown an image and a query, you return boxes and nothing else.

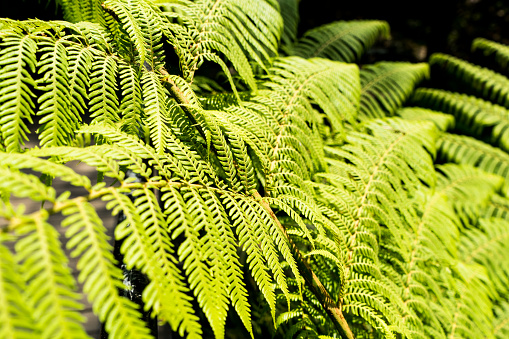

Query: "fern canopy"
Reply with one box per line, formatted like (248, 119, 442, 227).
(2, 1, 509, 339)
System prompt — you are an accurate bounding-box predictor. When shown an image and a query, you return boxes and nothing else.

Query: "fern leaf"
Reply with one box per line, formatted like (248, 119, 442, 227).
(411, 88, 509, 152)
(290, 20, 390, 62)
(429, 53, 509, 107)
(161, 0, 283, 87)
(164, 185, 229, 338)
(89, 54, 120, 125)
(105, 186, 202, 339)
(396, 107, 455, 131)
(15, 214, 89, 339)
(277, 0, 300, 48)
(438, 133, 509, 187)
(359, 62, 429, 119)
(61, 199, 153, 339)
(119, 61, 143, 133)
(0, 239, 39, 338)
(0, 166, 56, 202)
(141, 71, 170, 153)
(222, 192, 277, 322)
(0, 151, 91, 189)
(0, 34, 37, 152)
(103, 0, 147, 65)
(472, 38, 509, 73)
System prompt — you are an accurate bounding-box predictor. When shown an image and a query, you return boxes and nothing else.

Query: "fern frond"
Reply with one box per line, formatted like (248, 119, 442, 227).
(160, 0, 283, 87)
(359, 62, 429, 119)
(491, 300, 509, 339)
(460, 218, 509, 298)
(0, 238, 39, 338)
(438, 133, 509, 188)
(61, 198, 153, 339)
(105, 186, 202, 339)
(141, 71, 170, 153)
(472, 38, 509, 74)
(0, 166, 56, 202)
(411, 88, 509, 152)
(290, 20, 390, 62)
(89, 54, 120, 125)
(429, 53, 509, 107)
(277, 0, 300, 49)
(15, 214, 89, 339)
(119, 62, 143, 133)
(0, 33, 37, 152)
(0, 151, 91, 189)
(435, 164, 503, 225)
(396, 107, 454, 131)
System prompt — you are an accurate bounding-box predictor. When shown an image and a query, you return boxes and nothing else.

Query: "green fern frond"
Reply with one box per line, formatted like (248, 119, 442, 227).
(15, 213, 89, 339)
(61, 198, 154, 339)
(0, 33, 37, 152)
(290, 20, 390, 62)
(89, 54, 120, 125)
(491, 300, 509, 338)
(438, 133, 509, 189)
(435, 164, 503, 225)
(396, 107, 455, 131)
(460, 218, 509, 298)
(119, 62, 143, 133)
(160, 0, 283, 87)
(0, 151, 91, 189)
(141, 70, 170, 153)
(105, 186, 202, 339)
(359, 62, 429, 119)
(411, 88, 509, 152)
(472, 38, 509, 73)
(0, 166, 56, 202)
(429, 53, 509, 107)
(0, 238, 39, 338)
(277, 0, 300, 49)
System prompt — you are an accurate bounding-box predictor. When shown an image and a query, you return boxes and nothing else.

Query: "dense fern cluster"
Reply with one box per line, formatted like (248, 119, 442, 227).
(2, 0, 509, 339)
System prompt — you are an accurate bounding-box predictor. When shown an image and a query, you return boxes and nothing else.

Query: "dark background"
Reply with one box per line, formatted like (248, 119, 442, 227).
(3, 0, 509, 63)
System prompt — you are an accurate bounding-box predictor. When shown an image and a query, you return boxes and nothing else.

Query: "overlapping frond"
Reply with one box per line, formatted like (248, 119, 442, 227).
(290, 20, 390, 62)
(438, 133, 509, 187)
(0, 34, 36, 152)
(472, 38, 509, 73)
(277, 0, 300, 49)
(0, 237, 39, 339)
(411, 88, 509, 151)
(396, 107, 454, 131)
(359, 62, 429, 119)
(159, 0, 283, 87)
(429, 53, 509, 107)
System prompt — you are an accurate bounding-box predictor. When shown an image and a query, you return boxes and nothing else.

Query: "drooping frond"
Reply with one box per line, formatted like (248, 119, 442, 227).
(429, 53, 509, 107)
(438, 133, 509, 189)
(277, 0, 300, 49)
(159, 0, 283, 87)
(460, 217, 509, 298)
(472, 38, 509, 74)
(308, 118, 438, 337)
(0, 236, 39, 338)
(14, 213, 90, 339)
(359, 62, 429, 119)
(411, 88, 509, 152)
(396, 107, 455, 131)
(289, 20, 390, 62)
(61, 198, 154, 339)
(435, 164, 503, 225)
(0, 33, 37, 152)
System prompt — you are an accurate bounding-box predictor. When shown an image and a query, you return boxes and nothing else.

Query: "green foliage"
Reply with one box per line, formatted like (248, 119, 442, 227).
(2, 1, 509, 339)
